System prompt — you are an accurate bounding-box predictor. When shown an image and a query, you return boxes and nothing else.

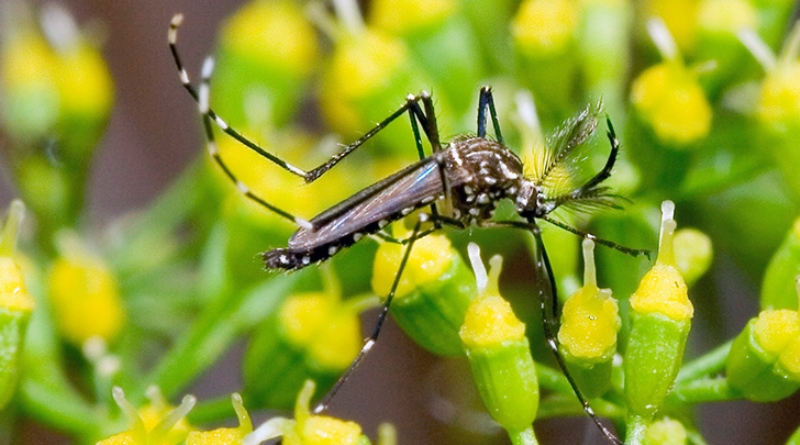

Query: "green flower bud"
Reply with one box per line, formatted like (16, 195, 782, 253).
(577, 0, 633, 118)
(97, 386, 196, 445)
(316, 2, 436, 156)
(186, 393, 252, 445)
(244, 380, 388, 445)
(460, 244, 538, 444)
(244, 270, 376, 409)
(0, 201, 33, 409)
(695, 0, 757, 95)
(727, 291, 800, 402)
(624, 201, 693, 429)
(214, 0, 319, 127)
(761, 217, 800, 311)
(372, 229, 475, 356)
(1, 4, 112, 234)
(558, 238, 620, 398)
(673, 228, 713, 287)
(643, 417, 688, 445)
(630, 20, 712, 147)
(368, 0, 483, 112)
(512, 0, 579, 120)
(742, 21, 800, 199)
(47, 232, 125, 345)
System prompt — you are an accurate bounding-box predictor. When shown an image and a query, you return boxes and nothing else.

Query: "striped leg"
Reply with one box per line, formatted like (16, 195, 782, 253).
(169, 14, 447, 225)
(312, 218, 424, 414)
(528, 221, 622, 445)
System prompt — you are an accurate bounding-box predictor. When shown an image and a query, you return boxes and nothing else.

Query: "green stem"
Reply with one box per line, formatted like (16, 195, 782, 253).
(675, 340, 732, 383)
(19, 376, 99, 438)
(508, 426, 539, 445)
(535, 362, 572, 394)
(624, 412, 650, 445)
(537, 393, 624, 420)
(0, 200, 24, 257)
(669, 377, 738, 404)
(140, 272, 302, 398)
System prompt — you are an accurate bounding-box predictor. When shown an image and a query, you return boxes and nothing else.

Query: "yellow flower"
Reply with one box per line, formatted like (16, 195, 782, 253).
(244, 381, 392, 445)
(97, 387, 195, 445)
(47, 232, 125, 345)
(186, 394, 252, 445)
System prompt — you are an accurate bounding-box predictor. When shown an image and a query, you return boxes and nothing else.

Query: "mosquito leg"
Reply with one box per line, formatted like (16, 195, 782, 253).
(197, 57, 311, 228)
(540, 216, 650, 258)
(528, 222, 623, 445)
(477, 86, 504, 143)
(169, 14, 307, 178)
(313, 218, 424, 414)
(576, 116, 621, 193)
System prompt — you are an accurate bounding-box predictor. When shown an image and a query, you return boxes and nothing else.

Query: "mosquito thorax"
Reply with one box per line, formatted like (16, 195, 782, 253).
(440, 136, 526, 226)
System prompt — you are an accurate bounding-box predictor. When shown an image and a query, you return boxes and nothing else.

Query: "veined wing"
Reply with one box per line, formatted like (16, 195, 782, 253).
(288, 159, 443, 249)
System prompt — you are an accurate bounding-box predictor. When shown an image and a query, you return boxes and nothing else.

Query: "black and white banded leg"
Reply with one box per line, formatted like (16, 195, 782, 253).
(169, 14, 446, 225)
(312, 217, 425, 414)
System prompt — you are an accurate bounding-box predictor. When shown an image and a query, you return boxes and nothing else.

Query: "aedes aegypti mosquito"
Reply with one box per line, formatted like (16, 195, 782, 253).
(169, 13, 645, 444)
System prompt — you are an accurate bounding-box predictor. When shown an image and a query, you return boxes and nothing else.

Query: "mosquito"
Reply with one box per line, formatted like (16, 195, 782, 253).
(169, 13, 645, 444)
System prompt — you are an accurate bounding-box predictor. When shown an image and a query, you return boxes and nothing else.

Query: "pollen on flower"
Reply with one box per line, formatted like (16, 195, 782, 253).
(295, 416, 363, 445)
(754, 310, 800, 357)
(186, 393, 252, 445)
(630, 262, 693, 321)
(460, 294, 526, 348)
(559, 286, 620, 360)
(630, 201, 693, 321)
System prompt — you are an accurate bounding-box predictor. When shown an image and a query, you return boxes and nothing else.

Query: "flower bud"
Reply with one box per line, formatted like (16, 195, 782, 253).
(47, 233, 125, 345)
(369, 0, 482, 112)
(372, 229, 475, 356)
(558, 238, 620, 398)
(97, 386, 195, 445)
(244, 380, 384, 445)
(631, 19, 712, 147)
(460, 244, 538, 443)
(672, 228, 713, 287)
(643, 417, 688, 445)
(316, 2, 434, 156)
(742, 21, 800, 199)
(244, 269, 372, 409)
(727, 285, 800, 402)
(624, 201, 693, 424)
(0, 201, 33, 408)
(187, 393, 252, 445)
(214, 0, 319, 127)
(760, 217, 800, 311)
(512, 0, 579, 120)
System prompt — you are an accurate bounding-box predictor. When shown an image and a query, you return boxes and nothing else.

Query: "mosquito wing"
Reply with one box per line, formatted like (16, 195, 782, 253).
(287, 159, 444, 249)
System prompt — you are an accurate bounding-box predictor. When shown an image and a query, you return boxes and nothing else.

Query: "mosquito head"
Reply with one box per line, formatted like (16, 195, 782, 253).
(514, 179, 550, 219)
